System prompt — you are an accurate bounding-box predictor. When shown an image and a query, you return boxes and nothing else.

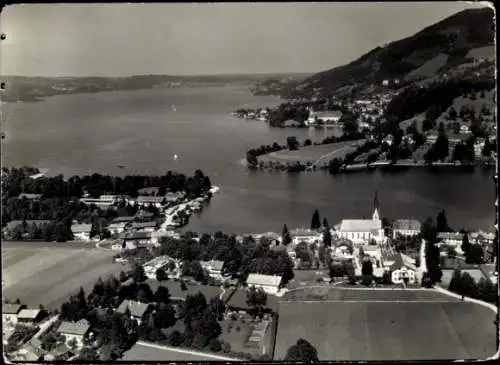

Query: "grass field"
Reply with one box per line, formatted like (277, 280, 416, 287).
(122, 342, 241, 361)
(2, 243, 126, 310)
(275, 291, 497, 361)
(259, 140, 365, 164)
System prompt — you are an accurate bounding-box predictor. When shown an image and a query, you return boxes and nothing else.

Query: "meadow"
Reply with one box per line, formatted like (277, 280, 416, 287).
(275, 298, 497, 361)
(2, 242, 126, 310)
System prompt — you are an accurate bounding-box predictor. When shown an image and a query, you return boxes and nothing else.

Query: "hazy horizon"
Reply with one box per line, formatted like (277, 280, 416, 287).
(0, 2, 488, 78)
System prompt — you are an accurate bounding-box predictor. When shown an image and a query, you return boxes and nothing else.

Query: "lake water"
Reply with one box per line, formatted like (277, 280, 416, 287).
(1, 85, 495, 233)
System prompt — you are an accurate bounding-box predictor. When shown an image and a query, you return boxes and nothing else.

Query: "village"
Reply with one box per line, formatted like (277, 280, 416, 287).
(3, 190, 497, 361)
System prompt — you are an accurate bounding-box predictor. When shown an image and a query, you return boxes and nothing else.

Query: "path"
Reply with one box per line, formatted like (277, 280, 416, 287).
(135, 341, 243, 361)
(33, 314, 60, 340)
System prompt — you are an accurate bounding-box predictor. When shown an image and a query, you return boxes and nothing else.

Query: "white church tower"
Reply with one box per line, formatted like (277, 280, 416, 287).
(372, 190, 380, 221)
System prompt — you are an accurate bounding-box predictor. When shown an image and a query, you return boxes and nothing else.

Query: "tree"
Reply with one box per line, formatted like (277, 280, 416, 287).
(154, 286, 171, 304)
(209, 338, 222, 352)
(322, 227, 332, 247)
(167, 330, 183, 347)
(448, 106, 457, 119)
(246, 286, 267, 318)
(361, 260, 373, 276)
(466, 244, 484, 264)
(422, 118, 435, 132)
(131, 264, 146, 283)
(461, 233, 470, 256)
(156, 268, 168, 282)
(180, 280, 187, 291)
(448, 269, 462, 293)
(281, 224, 292, 246)
(286, 136, 299, 151)
(322, 218, 329, 229)
(436, 210, 451, 232)
(285, 338, 319, 362)
(329, 263, 344, 282)
(311, 210, 321, 230)
(304, 139, 312, 146)
(446, 246, 457, 258)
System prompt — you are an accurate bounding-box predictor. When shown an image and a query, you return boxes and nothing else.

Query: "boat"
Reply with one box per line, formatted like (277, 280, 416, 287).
(172, 104, 177, 112)
(173, 154, 179, 161)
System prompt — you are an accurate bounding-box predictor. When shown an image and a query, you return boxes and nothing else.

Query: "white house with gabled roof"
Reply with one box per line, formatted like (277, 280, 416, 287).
(246, 274, 282, 295)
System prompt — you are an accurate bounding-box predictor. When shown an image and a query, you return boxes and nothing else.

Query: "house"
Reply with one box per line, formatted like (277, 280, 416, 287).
(107, 222, 127, 235)
(437, 232, 465, 248)
(246, 274, 282, 295)
(71, 223, 92, 241)
(17, 308, 44, 325)
(306, 110, 343, 126)
(79, 196, 116, 208)
(426, 134, 438, 144)
(390, 254, 417, 285)
(17, 341, 45, 362)
(135, 211, 155, 221)
(116, 300, 154, 325)
(137, 187, 160, 196)
(57, 319, 91, 349)
(474, 138, 486, 158)
(17, 193, 42, 200)
(460, 124, 472, 134)
(118, 231, 152, 248)
(392, 219, 421, 238)
(289, 228, 321, 246)
(129, 221, 157, 232)
(135, 196, 164, 208)
(200, 260, 225, 280)
(2, 303, 26, 326)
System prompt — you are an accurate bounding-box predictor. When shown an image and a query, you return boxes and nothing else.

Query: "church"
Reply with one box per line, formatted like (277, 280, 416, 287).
(335, 192, 385, 244)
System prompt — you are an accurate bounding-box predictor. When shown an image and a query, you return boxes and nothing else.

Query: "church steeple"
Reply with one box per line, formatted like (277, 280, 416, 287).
(372, 190, 380, 221)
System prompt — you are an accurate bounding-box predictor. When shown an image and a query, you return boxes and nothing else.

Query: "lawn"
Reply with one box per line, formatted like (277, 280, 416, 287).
(282, 287, 458, 302)
(259, 140, 365, 164)
(275, 300, 497, 361)
(2, 245, 125, 310)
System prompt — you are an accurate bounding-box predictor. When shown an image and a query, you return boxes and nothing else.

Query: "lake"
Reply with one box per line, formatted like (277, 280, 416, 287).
(1, 85, 495, 233)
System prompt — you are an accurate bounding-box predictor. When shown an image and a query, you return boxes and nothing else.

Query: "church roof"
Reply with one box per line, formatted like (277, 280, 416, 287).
(339, 219, 381, 233)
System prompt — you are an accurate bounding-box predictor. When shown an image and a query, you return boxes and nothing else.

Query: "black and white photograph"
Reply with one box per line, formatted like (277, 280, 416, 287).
(0, 1, 497, 362)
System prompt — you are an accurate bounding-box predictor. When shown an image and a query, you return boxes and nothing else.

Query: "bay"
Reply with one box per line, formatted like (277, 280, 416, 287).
(1, 85, 495, 233)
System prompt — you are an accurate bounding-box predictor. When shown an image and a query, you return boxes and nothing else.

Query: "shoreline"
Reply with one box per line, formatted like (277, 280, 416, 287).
(249, 159, 494, 174)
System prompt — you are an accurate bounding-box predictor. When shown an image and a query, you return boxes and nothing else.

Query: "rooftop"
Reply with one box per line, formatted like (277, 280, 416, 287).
(339, 219, 381, 232)
(116, 300, 152, 318)
(58, 319, 91, 336)
(393, 219, 421, 231)
(112, 216, 136, 223)
(17, 308, 42, 320)
(2, 303, 24, 314)
(71, 223, 92, 233)
(246, 273, 282, 287)
(200, 260, 224, 272)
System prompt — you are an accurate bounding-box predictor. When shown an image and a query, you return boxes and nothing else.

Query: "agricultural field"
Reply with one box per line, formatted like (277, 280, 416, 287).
(275, 294, 497, 361)
(122, 342, 242, 361)
(2, 242, 127, 310)
(259, 140, 365, 164)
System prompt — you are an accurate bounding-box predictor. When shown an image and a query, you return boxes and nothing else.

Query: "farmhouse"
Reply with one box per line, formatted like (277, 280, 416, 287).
(17, 308, 44, 325)
(134, 210, 155, 221)
(392, 219, 421, 238)
(79, 196, 116, 208)
(116, 300, 154, 325)
(200, 260, 225, 280)
(2, 303, 26, 326)
(390, 254, 418, 285)
(71, 223, 92, 241)
(57, 319, 91, 349)
(17, 341, 45, 362)
(246, 274, 282, 295)
(135, 196, 164, 208)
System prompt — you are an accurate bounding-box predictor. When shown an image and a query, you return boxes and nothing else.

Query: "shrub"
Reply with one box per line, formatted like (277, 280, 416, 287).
(208, 338, 222, 352)
(222, 342, 231, 354)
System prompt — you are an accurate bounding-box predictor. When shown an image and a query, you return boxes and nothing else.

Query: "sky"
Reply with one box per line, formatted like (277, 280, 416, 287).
(0, 2, 490, 77)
